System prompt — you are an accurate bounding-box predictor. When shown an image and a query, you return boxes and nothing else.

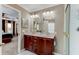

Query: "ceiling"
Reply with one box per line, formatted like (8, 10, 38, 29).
(18, 4, 58, 12)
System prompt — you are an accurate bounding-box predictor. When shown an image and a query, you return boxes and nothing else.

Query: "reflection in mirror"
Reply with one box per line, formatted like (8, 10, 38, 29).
(33, 17, 42, 33)
(48, 22, 55, 34)
(43, 19, 55, 34)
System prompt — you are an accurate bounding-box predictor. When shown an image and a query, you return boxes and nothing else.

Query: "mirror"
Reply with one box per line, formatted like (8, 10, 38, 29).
(31, 11, 55, 34)
(32, 17, 55, 34)
(22, 18, 28, 28)
(33, 17, 42, 33)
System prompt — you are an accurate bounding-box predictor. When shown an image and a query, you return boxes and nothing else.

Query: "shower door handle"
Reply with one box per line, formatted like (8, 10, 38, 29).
(64, 32, 70, 38)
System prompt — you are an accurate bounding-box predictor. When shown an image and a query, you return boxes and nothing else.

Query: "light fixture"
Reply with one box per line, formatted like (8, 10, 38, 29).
(34, 15, 38, 18)
(33, 15, 35, 17)
(31, 16, 32, 18)
(31, 14, 39, 18)
(50, 11, 53, 13)
(43, 11, 55, 15)
(42, 10, 56, 19)
(47, 11, 50, 14)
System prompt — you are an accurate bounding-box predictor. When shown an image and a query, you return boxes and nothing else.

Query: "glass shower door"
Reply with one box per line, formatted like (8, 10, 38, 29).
(64, 4, 70, 55)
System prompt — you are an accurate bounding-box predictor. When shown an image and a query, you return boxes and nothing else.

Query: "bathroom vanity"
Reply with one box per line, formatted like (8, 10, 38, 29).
(24, 33, 55, 55)
(23, 9, 56, 55)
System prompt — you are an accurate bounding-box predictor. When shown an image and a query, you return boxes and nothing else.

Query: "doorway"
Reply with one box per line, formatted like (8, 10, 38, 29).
(64, 4, 70, 55)
(1, 5, 21, 55)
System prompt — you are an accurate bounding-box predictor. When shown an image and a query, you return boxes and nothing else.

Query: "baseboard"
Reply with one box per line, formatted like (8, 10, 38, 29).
(20, 49, 25, 52)
(19, 49, 62, 55)
(17, 49, 25, 55)
(54, 52, 62, 55)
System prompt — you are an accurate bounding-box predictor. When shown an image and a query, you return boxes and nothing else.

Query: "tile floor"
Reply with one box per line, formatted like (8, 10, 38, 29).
(2, 36, 18, 55)
(2, 36, 36, 55)
(19, 50, 36, 55)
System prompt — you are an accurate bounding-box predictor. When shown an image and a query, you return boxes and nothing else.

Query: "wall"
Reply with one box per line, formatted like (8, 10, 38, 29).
(52, 5, 65, 54)
(70, 4, 79, 55)
(55, 5, 65, 54)
(32, 5, 65, 54)
(8, 4, 30, 50)
(0, 5, 2, 55)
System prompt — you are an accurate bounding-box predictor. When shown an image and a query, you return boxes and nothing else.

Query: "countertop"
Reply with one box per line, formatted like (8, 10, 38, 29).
(24, 32, 56, 39)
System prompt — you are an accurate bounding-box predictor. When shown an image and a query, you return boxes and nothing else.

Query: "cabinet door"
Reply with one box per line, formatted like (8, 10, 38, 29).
(32, 36, 38, 53)
(24, 35, 27, 49)
(27, 35, 33, 51)
(45, 39, 54, 55)
(37, 37, 45, 55)
(24, 35, 33, 51)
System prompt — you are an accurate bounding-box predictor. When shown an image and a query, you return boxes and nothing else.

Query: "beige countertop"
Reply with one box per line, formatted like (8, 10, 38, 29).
(24, 32, 56, 39)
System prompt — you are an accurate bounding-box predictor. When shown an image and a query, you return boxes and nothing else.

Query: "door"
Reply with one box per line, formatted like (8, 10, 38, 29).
(69, 5, 79, 55)
(64, 4, 70, 55)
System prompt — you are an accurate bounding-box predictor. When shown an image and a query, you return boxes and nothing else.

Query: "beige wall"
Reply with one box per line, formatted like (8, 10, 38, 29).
(54, 5, 65, 54)
(8, 4, 30, 50)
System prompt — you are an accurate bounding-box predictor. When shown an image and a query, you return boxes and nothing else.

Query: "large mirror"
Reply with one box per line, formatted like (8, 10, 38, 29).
(31, 11, 55, 35)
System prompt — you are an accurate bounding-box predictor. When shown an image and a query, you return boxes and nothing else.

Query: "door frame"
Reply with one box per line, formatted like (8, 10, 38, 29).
(0, 5, 2, 55)
(64, 4, 70, 55)
(2, 4, 21, 54)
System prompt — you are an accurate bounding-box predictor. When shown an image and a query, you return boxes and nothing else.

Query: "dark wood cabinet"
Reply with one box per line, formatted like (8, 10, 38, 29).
(44, 38, 54, 55)
(24, 35, 33, 51)
(24, 35, 55, 55)
(36, 37, 45, 55)
(32, 36, 38, 53)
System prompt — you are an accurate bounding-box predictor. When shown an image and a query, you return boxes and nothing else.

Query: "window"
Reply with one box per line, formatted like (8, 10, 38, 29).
(7, 23, 12, 33)
(48, 22, 55, 34)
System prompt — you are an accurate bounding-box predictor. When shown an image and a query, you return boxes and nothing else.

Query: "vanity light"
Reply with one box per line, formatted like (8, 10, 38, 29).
(43, 11, 50, 15)
(50, 11, 53, 13)
(32, 15, 35, 18)
(47, 11, 50, 14)
(30, 15, 34, 18)
(43, 11, 51, 16)
(31, 14, 39, 18)
(31, 15, 33, 18)
(35, 15, 39, 17)
(43, 12, 46, 15)
(43, 11, 55, 15)
(42, 11, 56, 19)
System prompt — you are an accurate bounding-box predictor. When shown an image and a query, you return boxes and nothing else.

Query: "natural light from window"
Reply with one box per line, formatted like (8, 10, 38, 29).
(48, 22, 55, 34)
(7, 23, 12, 33)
